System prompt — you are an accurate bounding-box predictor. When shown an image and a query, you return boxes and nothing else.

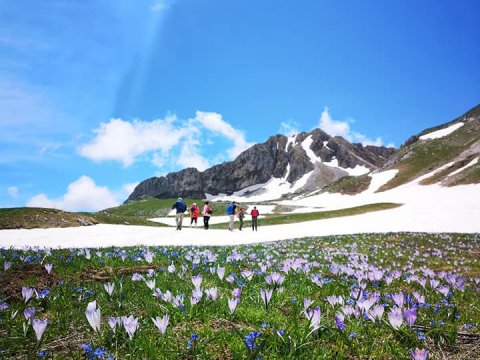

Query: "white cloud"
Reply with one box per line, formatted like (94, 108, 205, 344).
(79, 111, 253, 171)
(7, 186, 18, 198)
(279, 120, 300, 137)
(176, 135, 210, 171)
(27, 176, 119, 212)
(318, 107, 384, 146)
(194, 111, 253, 158)
(79, 115, 188, 167)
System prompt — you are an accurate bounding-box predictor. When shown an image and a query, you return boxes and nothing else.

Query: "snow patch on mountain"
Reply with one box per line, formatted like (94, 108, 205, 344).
(419, 122, 464, 140)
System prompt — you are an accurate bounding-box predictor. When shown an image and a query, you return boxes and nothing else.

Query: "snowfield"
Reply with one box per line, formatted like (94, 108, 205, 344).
(1, 167, 479, 249)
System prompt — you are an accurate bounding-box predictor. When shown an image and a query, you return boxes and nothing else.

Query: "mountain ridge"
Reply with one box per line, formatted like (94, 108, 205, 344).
(127, 128, 395, 202)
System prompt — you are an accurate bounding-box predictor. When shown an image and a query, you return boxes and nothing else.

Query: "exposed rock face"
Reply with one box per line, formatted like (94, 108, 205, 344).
(127, 129, 396, 202)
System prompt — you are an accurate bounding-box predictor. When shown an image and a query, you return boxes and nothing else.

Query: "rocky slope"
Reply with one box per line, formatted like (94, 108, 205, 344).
(127, 129, 395, 202)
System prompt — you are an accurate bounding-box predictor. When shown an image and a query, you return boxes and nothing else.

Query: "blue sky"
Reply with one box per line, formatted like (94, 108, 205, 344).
(1, 0, 479, 211)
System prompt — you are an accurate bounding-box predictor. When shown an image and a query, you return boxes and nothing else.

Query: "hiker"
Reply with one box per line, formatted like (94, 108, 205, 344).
(172, 197, 187, 230)
(250, 206, 259, 231)
(202, 201, 213, 230)
(226, 201, 237, 231)
(189, 203, 200, 228)
(237, 207, 246, 231)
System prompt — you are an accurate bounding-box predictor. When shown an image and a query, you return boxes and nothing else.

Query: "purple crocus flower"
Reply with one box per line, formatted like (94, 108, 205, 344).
(131, 273, 144, 281)
(85, 301, 101, 333)
(392, 292, 404, 308)
(411, 348, 428, 360)
(32, 318, 48, 342)
(260, 289, 273, 308)
(24, 308, 36, 322)
(226, 275, 235, 284)
(172, 294, 184, 308)
(228, 298, 238, 315)
(44, 264, 53, 274)
(266, 272, 285, 286)
(412, 291, 425, 304)
(162, 290, 173, 302)
(108, 316, 121, 333)
(191, 275, 203, 289)
(326, 295, 338, 307)
(190, 291, 202, 306)
(304, 306, 321, 330)
(122, 315, 139, 340)
(429, 279, 440, 289)
(217, 267, 225, 280)
(303, 298, 314, 310)
(167, 264, 176, 273)
(143, 250, 154, 264)
(232, 288, 242, 298)
(403, 308, 417, 327)
(4, 261, 12, 271)
(205, 287, 218, 301)
(388, 307, 404, 330)
(104, 282, 115, 296)
(369, 304, 385, 321)
(145, 280, 156, 291)
(241, 269, 254, 281)
(22, 287, 35, 303)
(152, 315, 169, 335)
(437, 286, 450, 297)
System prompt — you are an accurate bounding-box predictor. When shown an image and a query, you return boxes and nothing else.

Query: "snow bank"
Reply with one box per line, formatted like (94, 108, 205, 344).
(419, 122, 464, 140)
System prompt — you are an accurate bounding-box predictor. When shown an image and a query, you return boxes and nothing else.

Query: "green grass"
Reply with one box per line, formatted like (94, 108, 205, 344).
(321, 175, 371, 195)
(210, 203, 401, 228)
(102, 198, 204, 218)
(0, 233, 479, 359)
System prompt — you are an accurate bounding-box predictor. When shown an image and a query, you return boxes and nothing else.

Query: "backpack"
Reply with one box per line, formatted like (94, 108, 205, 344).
(178, 202, 187, 212)
(206, 207, 213, 215)
(226, 204, 233, 215)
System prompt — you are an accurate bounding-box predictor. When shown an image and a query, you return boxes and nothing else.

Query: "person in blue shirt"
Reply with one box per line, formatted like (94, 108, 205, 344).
(172, 197, 187, 230)
(226, 201, 237, 231)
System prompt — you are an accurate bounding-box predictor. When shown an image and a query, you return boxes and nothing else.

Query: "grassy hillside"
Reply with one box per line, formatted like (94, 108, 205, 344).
(379, 113, 480, 191)
(0, 207, 171, 229)
(102, 198, 203, 218)
(0, 208, 98, 229)
(320, 174, 371, 195)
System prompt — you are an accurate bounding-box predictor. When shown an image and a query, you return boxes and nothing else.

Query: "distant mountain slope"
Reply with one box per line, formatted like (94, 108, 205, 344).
(378, 104, 480, 191)
(127, 129, 395, 202)
(0, 208, 98, 229)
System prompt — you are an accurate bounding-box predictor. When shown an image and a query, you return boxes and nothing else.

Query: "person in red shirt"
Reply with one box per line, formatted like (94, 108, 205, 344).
(250, 206, 259, 231)
(189, 203, 200, 228)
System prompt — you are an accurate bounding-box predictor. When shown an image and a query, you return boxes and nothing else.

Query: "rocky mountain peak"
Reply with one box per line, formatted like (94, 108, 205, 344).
(126, 128, 396, 202)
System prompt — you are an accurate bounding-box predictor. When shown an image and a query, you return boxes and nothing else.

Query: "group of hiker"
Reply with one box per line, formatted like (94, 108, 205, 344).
(171, 198, 260, 231)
